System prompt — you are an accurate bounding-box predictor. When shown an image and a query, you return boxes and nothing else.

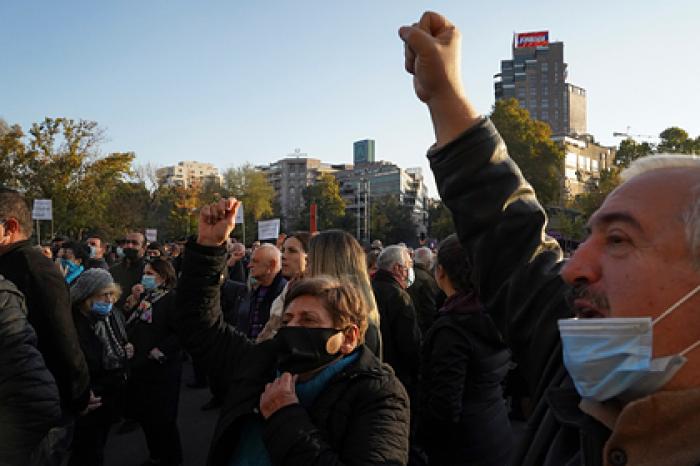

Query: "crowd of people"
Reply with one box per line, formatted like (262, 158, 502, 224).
(0, 10, 699, 466)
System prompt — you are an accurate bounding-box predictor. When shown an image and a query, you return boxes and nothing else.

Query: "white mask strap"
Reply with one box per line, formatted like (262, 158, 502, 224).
(681, 339, 700, 357)
(653, 284, 700, 325)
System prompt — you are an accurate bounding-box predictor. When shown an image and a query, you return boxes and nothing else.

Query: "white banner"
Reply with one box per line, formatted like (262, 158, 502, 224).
(145, 229, 157, 242)
(257, 218, 280, 240)
(32, 199, 53, 220)
(235, 202, 245, 225)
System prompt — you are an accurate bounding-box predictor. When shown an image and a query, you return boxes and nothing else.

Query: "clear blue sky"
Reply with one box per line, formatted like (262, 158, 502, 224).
(3, 0, 699, 198)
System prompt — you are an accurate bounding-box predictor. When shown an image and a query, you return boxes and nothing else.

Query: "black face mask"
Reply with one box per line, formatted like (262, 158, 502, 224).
(274, 326, 343, 374)
(123, 248, 139, 260)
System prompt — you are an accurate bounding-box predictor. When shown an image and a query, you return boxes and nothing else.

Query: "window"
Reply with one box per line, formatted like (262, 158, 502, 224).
(541, 62, 548, 72)
(542, 86, 549, 96)
(517, 88, 526, 98)
(529, 87, 537, 96)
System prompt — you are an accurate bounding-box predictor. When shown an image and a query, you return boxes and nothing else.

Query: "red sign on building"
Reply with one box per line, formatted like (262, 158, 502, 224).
(514, 31, 549, 48)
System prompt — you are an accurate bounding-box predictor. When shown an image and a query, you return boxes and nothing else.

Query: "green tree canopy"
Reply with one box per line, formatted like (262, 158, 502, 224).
(370, 195, 416, 245)
(297, 173, 346, 231)
(658, 127, 698, 154)
(614, 139, 653, 168)
(223, 164, 275, 242)
(490, 98, 565, 206)
(427, 200, 454, 241)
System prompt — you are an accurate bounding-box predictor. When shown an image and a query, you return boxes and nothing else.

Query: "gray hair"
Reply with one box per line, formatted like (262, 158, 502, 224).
(413, 247, 434, 269)
(255, 243, 281, 264)
(377, 245, 408, 271)
(621, 153, 700, 268)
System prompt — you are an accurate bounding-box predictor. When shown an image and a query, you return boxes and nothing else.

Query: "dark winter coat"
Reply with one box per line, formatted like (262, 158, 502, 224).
(418, 291, 513, 465)
(176, 240, 410, 466)
(0, 275, 61, 465)
(0, 240, 90, 415)
(109, 256, 146, 311)
(125, 288, 183, 423)
(221, 279, 248, 326)
(428, 119, 700, 465)
(233, 271, 286, 338)
(407, 263, 440, 334)
(371, 269, 422, 397)
(72, 307, 129, 424)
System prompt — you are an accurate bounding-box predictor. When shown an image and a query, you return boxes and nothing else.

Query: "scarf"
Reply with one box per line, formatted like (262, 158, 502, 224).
(93, 314, 127, 371)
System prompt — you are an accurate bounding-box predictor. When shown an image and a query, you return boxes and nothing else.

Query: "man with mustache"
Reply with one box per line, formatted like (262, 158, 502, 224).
(400, 11, 700, 466)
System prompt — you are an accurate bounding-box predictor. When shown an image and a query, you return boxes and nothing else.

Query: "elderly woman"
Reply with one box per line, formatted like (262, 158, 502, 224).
(176, 198, 409, 466)
(69, 268, 133, 466)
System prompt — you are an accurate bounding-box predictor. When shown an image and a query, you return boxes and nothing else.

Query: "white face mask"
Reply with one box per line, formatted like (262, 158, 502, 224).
(558, 284, 700, 402)
(406, 266, 415, 288)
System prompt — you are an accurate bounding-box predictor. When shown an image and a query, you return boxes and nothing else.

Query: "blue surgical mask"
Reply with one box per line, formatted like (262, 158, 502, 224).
(91, 301, 113, 316)
(89, 245, 98, 259)
(559, 284, 700, 402)
(116, 247, 124, 258)
(141, 275, 157, 290)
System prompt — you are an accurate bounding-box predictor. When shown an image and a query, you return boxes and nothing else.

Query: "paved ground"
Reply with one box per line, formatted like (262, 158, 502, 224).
(105, 360, 219, 466)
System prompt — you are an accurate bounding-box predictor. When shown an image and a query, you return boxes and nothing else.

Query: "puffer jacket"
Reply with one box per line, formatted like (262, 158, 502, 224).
(0, 275, 61, 465)
(176, 240, 410, 466)
(429, 118, 700, 466)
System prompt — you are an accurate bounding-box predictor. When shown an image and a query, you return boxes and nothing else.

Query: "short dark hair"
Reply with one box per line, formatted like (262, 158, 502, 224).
(0, 188, 33, 236)
(436, 234, 474, 293)
(62, 240, 90, 264)
(147, 257, 177, 289)
(284, 276, 369, 342)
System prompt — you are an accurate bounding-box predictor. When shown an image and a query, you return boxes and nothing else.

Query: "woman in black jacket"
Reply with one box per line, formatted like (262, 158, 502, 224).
(124, 258, 183, 466)
(418, 234, 513, 466)
(69, 268, 132, 466)
(176, 198, 410, 466)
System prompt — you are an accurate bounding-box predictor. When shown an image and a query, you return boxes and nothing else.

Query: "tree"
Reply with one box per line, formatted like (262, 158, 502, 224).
(223, 164, 275, 242)
(297, 174, 346, 231)
(1, 117, 133, 237)
(490, 98, 565, 206)
(370, 195, 416, 245)
(572, 168, 621, 219)
(614, 138, 653, 168)
(427, 200, 454, 240)
(658, 127, 698, 154)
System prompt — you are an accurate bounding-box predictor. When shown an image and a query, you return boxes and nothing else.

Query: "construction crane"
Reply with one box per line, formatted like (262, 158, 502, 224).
(612, 126, 654, 140)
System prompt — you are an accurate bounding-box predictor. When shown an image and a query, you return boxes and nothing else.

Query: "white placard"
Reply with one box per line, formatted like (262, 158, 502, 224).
(32, 199, 53, 220)
(235, 203, 244, 225)
(145, 229, 157, 242)
(257, 219, 280, 240)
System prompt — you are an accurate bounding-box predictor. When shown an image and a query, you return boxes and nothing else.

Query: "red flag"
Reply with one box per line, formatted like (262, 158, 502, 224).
(310, 203, 318, 234)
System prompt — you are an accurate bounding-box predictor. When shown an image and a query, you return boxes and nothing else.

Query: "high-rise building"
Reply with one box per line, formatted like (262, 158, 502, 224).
(552, 135, 616, 201)
(353, 139, 375, 165)
(334, 163, 428, 242)
(156, 161, 222, 188)
(494, 31, 587, 136)
(258, 151, 350, 230)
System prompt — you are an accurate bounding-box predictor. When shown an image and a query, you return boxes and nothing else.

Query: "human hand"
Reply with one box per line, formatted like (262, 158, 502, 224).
(399, 11, 464, 105)
(198, 198, 240, 247)
(124, 343, 135, 360)
(399, 12, 480, 148)
(259, 372, 299, 419)
(148, 347, 165, 361)
(80, 390, 102, 416)
(131, 284, 144, 299)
